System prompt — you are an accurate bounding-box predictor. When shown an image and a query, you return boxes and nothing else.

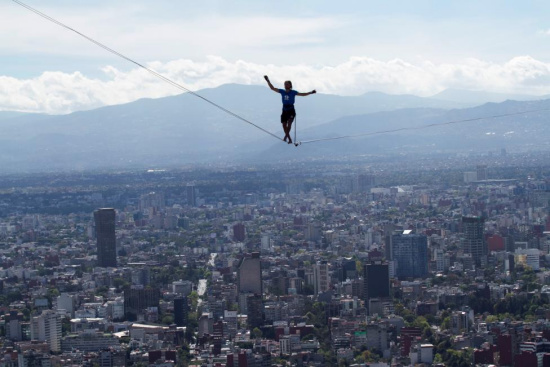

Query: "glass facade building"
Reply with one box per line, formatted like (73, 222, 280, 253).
(392, 231, 428, 279)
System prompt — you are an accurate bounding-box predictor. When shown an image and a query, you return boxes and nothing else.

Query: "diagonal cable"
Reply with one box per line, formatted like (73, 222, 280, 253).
(298, 108, 550, 144)
(12, 0, 283, 142)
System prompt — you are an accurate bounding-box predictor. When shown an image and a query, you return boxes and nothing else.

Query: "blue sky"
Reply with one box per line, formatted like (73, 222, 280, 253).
(3, 0, 550, 113)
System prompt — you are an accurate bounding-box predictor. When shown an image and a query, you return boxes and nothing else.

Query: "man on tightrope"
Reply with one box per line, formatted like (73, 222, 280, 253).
(264, 75, 316, 144)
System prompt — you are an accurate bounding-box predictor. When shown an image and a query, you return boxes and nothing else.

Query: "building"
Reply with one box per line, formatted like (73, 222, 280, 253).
(6, 311, 24, 342)
(186, 183, 197, 207)
(172, 280, 193, 296)
(17, 350, 51, 367)
(139, 191, 165, 212)
(233, 223, 246, 242)
(476, 165, 488, 180)
(30, 310, 61, 352)
(304, 223, 322, 242)
(246, 294, 264, 329)
(392, 231, 428, 279)
(363, 261, 390, 308)
(237, 252, 262, 295)
(57, 293, 76, 318)
(338, 258, 357, 282)
(174, 297, 189, 327)
(61, 332, 117, 352)
(515, 248, 541, 271)
(198, 313, 213, 337)
(353, 174, 375, 193)
(94, 208, 117, 268)
(462, 216, 486, 267)
(313, 261, 330, 295)
(123, 286, 161, 317)
(451, 311, 469, 333)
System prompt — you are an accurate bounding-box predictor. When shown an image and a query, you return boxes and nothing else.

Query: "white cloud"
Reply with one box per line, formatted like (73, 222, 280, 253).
(1, 2, 346, 62)
(3, 55, 550, 114)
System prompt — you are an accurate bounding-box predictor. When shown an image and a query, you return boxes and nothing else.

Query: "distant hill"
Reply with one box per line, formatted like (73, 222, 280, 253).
(431, 89, 547, 105)
(257, 99, 550, 161)
(0, 84, 548, 172)
(0, 111, 36, 120)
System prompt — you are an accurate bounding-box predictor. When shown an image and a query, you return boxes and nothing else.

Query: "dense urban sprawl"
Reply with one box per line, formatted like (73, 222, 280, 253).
(0, 151, 549, 366)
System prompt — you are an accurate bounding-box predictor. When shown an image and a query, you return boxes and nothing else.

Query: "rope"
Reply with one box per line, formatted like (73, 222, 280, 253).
(298, 108, 550, 145)
(11, 0, 283, 142)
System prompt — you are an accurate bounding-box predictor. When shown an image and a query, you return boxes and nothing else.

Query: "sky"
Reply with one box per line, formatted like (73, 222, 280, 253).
(3, 0, 550, 114)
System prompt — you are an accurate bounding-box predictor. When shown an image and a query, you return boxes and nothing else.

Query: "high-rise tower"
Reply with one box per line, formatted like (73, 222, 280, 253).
(31, 310, 61, 352)
(363, 261, 390, 304)
(392, 230, 428, 279)
(94, 208, 117, 268)
(237, 253, 262, 295)
(462, 216, 486, 267)
(186, 183, 197, 207)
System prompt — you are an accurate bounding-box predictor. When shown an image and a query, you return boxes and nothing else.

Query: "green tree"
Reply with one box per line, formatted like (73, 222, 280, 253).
(161, 315, 174, 325)
(252, 327, 262, 339)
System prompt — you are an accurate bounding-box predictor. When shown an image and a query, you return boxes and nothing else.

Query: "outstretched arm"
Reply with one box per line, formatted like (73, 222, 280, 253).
(264, 75, 279, 93)
(297, 90, 317, 96)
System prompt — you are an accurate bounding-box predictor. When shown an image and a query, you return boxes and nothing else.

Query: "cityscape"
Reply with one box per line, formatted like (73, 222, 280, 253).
(0, 150, 547, 366)
(6, 1, 550, 366)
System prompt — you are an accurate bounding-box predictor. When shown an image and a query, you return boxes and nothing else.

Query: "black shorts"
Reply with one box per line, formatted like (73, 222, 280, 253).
(281, 106, 296, 123)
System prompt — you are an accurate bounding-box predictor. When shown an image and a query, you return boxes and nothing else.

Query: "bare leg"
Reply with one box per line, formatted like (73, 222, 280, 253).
(286, 117, 294, 144)
(283, 122, 290, 142)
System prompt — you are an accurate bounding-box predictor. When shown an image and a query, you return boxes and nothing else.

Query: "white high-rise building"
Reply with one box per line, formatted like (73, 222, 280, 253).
(31, 310, 61, 352)
(261, 234, 271, 251)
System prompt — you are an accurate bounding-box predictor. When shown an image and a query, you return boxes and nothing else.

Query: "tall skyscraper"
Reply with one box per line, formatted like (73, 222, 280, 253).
(246, 294, 264, 329)
(313, 261, 330, 295)
(383, 224, 397, 261)
(174, 297, 189, 327)
(392, 230, 428, 279)
(363, 261, 390, 305)
(186, 183, 197, 207)
(237, 253, 262, 295)
(462, 216, 486, 267)
(94, 208, 117, 268)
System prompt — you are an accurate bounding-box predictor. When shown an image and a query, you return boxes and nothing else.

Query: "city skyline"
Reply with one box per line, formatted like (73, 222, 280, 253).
(0, 154, 547, 365)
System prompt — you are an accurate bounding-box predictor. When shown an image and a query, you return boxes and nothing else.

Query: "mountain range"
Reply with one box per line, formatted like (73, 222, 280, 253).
(0, 84, 549, 172)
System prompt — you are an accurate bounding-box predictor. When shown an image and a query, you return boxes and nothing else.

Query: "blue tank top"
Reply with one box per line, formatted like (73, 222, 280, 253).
(279, 89, 298, 107)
